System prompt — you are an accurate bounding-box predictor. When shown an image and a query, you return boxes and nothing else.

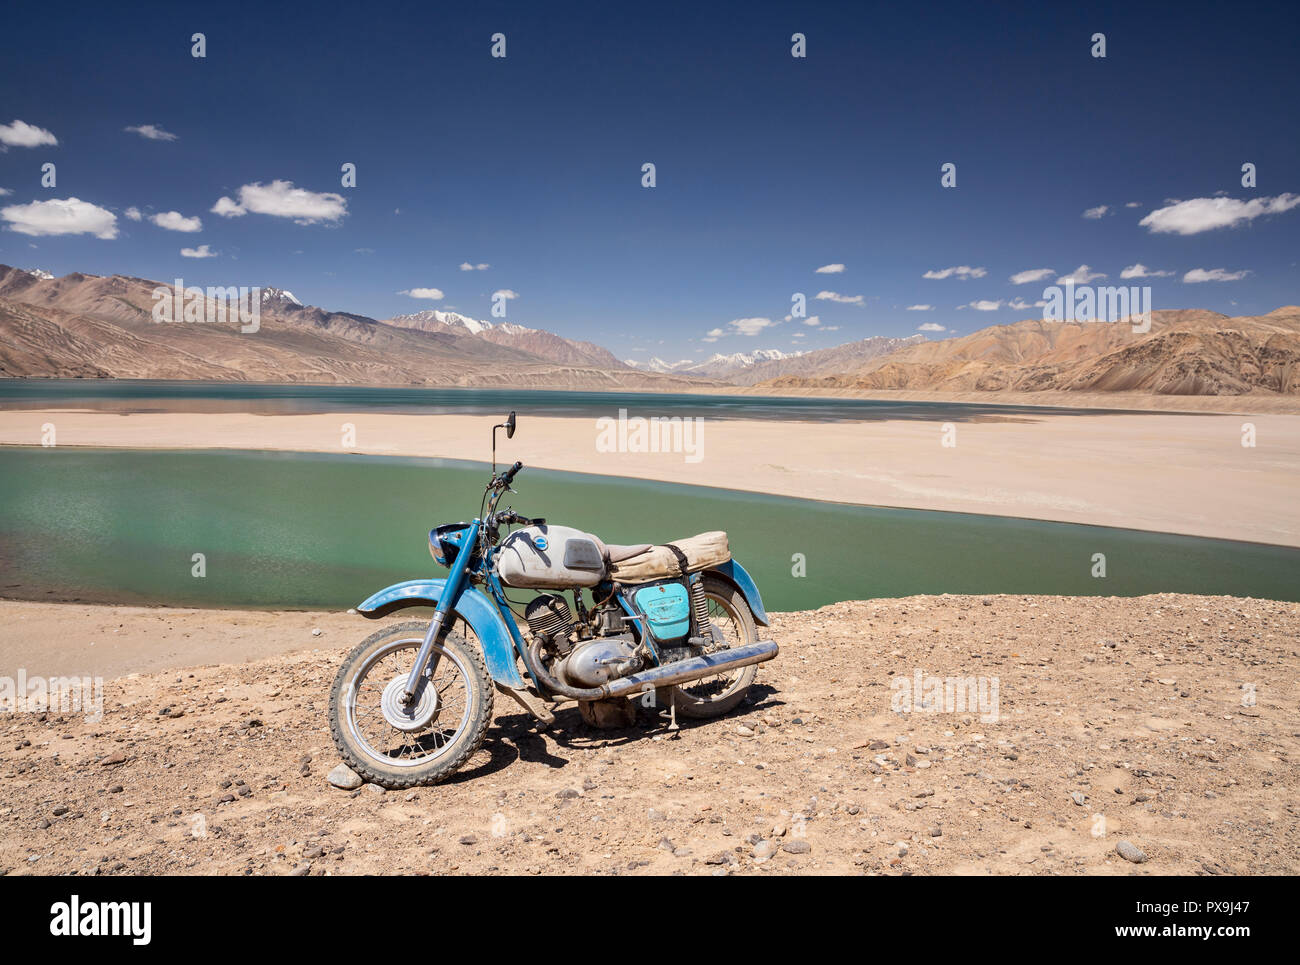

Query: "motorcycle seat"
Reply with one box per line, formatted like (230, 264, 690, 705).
(600, 541, 653, 563)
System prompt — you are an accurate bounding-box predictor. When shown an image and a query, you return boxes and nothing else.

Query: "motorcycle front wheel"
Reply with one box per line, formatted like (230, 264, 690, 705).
(329, 619, 494, 788)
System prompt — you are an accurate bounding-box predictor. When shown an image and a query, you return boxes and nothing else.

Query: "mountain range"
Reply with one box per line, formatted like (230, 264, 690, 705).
(0, 266, 712, 389)
(1, 265, 1296, 396)
(759, 309, 1300, 396)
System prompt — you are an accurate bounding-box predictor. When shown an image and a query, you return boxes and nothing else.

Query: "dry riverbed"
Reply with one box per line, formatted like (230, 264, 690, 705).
(0, 593, 1295, 876)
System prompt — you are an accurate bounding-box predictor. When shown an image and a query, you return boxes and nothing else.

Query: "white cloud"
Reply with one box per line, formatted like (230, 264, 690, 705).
(1125, 201, 1142, 208)
(210, 180, 347, 224)
(1183, 267, 1250, 283)
(401, 287, 445, 299)
(180, 244, 217, 258)
(814, 263, 845, 274)
(1082, 205, 1109, 219)
(1140, 194, 1300, 235)
(967, 300, 1003, 311)
(1007, 297, 1032, 310)
(460, 262, 490, 271)
(0, 187, 10, 196)
(124, 206, 142, 221)
(1, 197, 117, 238)
(1057, 265, 1107, 284)
(493, 289, 519, 300)
(917, 322, 947, 332)
(1120, 263, 1174, 279)
(728, 317, 774, 336)
(923, 265, 986, 280)
(802, 315, 821, 327)
(1009, 268, 1054, 285)
(124, 124, 177, 142)
(150, 210, 202, 233)
(211, 196, 245, 217)
(0, 119, 58, 148)
(906, 304, 934, 311)
(815, 290, 864, 304)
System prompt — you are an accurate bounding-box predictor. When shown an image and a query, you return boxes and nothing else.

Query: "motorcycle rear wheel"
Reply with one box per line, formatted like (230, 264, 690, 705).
(329, 619, 493, 788)
(662, 575, 759, 719)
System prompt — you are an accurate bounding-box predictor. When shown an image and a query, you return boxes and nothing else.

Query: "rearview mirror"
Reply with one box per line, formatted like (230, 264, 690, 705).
(505, 410, 516, 439)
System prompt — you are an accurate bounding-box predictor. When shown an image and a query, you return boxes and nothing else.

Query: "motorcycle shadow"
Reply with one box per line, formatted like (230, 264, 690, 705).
(443, 684, 782, 785)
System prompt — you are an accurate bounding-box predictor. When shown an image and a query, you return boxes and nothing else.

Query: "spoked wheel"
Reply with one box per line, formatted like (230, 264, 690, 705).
(662, 575, 759, 719)
(329, 620, 493, 788)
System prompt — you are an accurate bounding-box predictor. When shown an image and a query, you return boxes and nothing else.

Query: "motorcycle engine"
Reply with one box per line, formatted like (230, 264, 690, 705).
(556, 634, 641, 688)
(524, 594, 574, 641)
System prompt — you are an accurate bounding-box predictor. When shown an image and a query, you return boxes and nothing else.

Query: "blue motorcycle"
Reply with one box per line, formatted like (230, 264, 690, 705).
(329, 411, 779, 787)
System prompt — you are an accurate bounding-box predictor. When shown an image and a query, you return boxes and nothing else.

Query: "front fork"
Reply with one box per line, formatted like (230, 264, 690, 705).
(402, 520, 482, 705)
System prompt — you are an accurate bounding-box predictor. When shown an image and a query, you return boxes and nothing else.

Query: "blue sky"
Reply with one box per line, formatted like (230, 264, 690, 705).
(1, 0, 1297, 361)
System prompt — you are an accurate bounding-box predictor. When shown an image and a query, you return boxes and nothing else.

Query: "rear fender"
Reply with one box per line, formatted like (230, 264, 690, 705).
(355, 580, 526, 688)
(705, 559, 770, 627)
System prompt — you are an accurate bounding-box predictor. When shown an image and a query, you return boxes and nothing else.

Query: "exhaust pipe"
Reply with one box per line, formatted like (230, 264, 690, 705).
(601, 640, 778, 698)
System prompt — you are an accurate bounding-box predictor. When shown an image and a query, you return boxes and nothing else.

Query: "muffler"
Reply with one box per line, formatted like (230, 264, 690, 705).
(601, 639, 778, 698)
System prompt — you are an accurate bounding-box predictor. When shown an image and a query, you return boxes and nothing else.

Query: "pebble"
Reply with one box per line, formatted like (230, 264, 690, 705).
(782, 839, 811, 855)
(290, 862, 312, 876)
(1070, 791, 1087, 806)
(327, 764, 363, 790)
(752, 840, 778, 862)
(1115, 840, 1147, 864)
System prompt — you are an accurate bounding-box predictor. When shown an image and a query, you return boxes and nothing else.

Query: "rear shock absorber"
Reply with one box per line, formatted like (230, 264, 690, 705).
(689, 575, 712, 640)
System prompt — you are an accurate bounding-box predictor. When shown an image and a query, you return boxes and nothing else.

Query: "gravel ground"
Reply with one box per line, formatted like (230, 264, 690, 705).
(0, 593, 1295, 876)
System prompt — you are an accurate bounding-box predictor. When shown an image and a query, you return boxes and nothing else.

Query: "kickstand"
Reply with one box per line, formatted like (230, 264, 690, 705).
(665, 693, 680, 734)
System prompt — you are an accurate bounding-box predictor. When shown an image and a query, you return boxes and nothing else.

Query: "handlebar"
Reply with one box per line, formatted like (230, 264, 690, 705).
(501, 461, 523, 486)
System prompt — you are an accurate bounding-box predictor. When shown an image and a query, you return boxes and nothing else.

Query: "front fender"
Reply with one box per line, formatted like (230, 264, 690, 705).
(707, 559, 770, 627)
(356, 580, 526, 688)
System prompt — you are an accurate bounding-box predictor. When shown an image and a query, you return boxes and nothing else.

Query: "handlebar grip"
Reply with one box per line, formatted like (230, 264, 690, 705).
(502, 461, 523, 485)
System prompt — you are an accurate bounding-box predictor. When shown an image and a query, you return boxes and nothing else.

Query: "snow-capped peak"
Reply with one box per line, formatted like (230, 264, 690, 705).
(260, 287, 302, 306)
(25, 268, 54, 280)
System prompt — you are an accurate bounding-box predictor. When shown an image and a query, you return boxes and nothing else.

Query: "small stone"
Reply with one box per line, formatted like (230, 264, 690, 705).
(782, 839, 811, 855)
(556, 788, 580, 799)
(290, 862, 312, 876)
(52, 806, 68, 817)
(311, 628, 322, 637)
(100, 752, 127, 767)
(327, 764, 363, 790)
(459, 834, 478, 845)
(929, 827, 942, 837)
(1115, 840, 1147, 864)
(1070, 791, 1087, 806)
(736, 724, 755, 737)
(753, 839, 778, 862)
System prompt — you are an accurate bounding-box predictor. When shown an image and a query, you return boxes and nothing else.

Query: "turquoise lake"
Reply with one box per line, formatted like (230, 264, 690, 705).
(1, 446, 1297, 611)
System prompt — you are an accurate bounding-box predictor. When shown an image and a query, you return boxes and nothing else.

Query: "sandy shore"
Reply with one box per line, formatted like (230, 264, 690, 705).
(0, 594, 1293, 876)
(2, 407, 1298, 547)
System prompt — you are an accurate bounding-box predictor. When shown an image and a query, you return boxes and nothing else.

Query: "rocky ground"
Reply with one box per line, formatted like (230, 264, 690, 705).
(0, 593, 1295, 876)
